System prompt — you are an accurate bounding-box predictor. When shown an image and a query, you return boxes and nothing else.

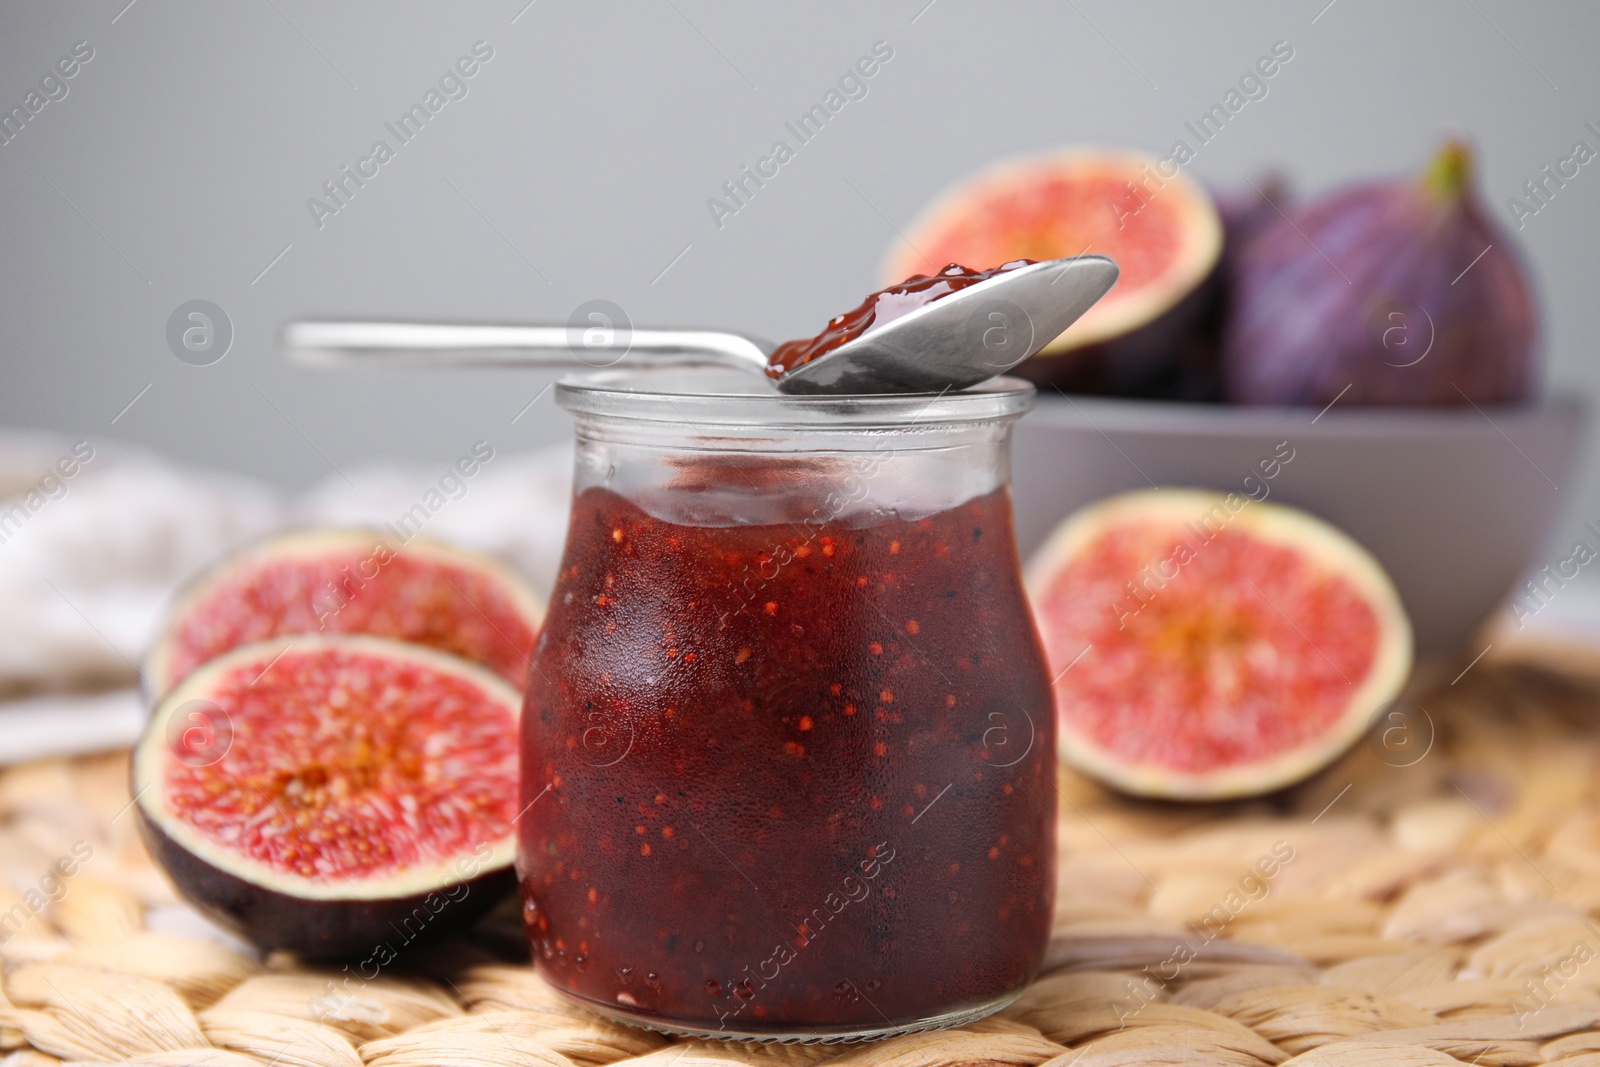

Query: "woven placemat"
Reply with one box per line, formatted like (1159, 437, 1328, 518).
(6, 644, 1600, 1066)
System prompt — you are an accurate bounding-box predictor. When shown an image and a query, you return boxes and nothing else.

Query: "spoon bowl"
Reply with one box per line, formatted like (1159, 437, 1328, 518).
(778, 255, 1119, 393)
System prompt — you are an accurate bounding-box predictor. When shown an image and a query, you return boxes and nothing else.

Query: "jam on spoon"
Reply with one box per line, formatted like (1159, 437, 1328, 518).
(765, 261, 1037, 379)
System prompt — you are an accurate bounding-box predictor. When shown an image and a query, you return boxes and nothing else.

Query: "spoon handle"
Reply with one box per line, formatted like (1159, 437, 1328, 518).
(282, 320, 771, 375)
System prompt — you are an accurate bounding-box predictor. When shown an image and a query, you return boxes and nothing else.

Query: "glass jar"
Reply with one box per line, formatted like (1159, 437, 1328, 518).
(517, 369, 1055, 1042)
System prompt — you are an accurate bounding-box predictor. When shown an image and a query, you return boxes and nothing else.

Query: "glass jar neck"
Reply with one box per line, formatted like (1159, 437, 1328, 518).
(557, 370, 1033, 528)
(572, 416, 1017, 529)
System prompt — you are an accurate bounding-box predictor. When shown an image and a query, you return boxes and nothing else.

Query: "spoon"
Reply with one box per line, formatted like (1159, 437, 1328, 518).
(282, 254, 1119, 395)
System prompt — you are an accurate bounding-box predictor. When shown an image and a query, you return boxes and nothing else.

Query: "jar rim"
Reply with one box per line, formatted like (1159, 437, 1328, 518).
(556, 369, 1035, 427)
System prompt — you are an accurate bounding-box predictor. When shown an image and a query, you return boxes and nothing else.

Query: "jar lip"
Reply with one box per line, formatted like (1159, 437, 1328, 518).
(556, 369, 1035, 427)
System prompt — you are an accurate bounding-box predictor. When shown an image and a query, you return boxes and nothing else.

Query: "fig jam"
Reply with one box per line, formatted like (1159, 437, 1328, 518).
(766, 260, 1036, 379)
(519, 479, 1056, 1038)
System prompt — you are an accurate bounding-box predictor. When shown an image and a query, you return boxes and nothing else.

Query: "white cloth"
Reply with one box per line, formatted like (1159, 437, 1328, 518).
(0, 434, 282, 696)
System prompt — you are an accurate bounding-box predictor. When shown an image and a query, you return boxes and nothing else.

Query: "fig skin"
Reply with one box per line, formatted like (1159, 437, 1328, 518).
(136, 806, 516, 961)
(1014, 279, 1217, 397)
(1216, 174, 1291, 254)
(1222, 142, 1538, 406)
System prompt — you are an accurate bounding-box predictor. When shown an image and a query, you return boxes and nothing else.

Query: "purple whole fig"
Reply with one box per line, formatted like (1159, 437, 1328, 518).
(1222, 142, 1538, 406)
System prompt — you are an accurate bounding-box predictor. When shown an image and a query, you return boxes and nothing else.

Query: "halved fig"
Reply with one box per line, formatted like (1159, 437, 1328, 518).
(886, 150, 1223, 392)
(146, 530, 543, 698)
(134, 634, 522, 959)
(1027, 490, 1413, 799)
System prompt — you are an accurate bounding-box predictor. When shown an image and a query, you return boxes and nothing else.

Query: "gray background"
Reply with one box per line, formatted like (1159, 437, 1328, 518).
(0, 1, 1595, 530)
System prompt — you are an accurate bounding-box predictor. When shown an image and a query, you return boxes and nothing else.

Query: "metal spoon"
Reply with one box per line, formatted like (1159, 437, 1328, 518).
(282, 254, 1119, 395)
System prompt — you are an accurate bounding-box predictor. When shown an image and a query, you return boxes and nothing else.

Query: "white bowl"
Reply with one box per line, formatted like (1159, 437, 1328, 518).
(1011, 393, 1588, 658)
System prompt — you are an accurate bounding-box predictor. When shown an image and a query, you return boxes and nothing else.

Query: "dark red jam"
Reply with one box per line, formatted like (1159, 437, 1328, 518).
(519, 485, 1056, 1036)
(766, 260, 1036, 379)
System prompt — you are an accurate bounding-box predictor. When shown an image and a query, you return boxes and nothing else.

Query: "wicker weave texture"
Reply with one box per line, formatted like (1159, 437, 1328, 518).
(5, 652, 1600, 1065)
